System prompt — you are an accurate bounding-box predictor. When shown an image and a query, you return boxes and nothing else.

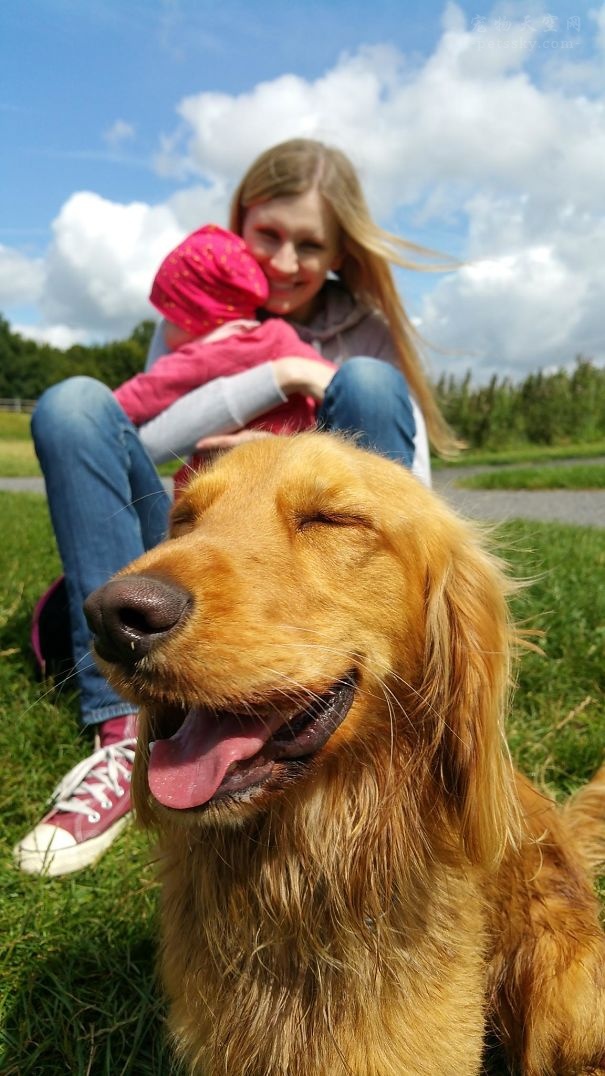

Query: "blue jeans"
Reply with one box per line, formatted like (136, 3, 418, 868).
(32, 377, 171, 726)
(318, 357, 416, 467)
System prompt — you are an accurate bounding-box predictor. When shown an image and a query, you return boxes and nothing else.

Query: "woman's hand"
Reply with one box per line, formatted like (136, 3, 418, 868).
(200, 319, 259, 345)
(194, 428, 273, 452)
(273, 358, 337, 404)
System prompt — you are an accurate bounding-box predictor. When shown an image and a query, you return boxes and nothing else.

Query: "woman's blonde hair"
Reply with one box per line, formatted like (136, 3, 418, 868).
(229, 138, 459, 457)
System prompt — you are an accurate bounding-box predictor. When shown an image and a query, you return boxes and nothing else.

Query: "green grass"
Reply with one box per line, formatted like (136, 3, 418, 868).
(0, 412, 179, 479)
(459, 462, 605, 491)
(497, 520, 605, 787)
(434, 440, 605, 469)
(0, 440, 41, 478)
(0, 413, 32, 440)
(0, 493, 183, 1075)
(2, 409, 605, 480)
(0, 414, 40, 478)
(0, 494, 604, 1073)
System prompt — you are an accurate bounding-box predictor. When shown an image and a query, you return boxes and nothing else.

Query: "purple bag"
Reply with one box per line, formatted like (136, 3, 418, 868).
(31, 575, 74, 683)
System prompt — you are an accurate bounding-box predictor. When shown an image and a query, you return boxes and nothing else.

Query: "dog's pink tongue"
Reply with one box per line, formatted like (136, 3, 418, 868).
(148, 707, 284, 809)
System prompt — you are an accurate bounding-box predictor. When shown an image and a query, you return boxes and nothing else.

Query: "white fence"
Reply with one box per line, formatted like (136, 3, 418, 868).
(0, 398, 36, 413)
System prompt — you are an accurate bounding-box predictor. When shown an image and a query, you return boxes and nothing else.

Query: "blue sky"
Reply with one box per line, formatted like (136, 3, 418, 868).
(2, 0, 604, 382)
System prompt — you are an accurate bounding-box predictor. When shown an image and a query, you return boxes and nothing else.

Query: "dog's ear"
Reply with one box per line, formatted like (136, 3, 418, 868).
(420, 527, 519, 868)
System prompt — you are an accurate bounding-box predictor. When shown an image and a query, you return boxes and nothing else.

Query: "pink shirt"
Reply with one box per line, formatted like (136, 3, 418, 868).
(114, 318, 335, 434)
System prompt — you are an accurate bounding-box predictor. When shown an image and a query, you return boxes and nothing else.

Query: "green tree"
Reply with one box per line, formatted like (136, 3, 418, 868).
(0, 318, 152, 397)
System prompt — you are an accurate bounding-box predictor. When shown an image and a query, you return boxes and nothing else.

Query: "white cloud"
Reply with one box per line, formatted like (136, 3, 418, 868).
(0, 245, 45, 306)
(152, 24, 563, 217)
(144, 10, 605, 232)
(2, 189, 231, 345)
(419, 204, 604, 380)
(167, 183, 231, 233)
(13, 322, 91, 349)
(34, 185, 242, 337)
(591, 3, 605, 50)
(103, 119, 136, 149)
(41, 191, 185, 335)
(6, 3, 605, 382)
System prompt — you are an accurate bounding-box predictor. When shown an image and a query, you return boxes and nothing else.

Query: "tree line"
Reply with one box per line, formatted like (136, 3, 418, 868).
(436, 357, 605, 448)
(0, 317, 154, 400)
(1, 316, 603, 448)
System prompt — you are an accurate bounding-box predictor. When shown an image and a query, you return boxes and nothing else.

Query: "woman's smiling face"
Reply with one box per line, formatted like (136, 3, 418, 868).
(242, 188, 342, 324)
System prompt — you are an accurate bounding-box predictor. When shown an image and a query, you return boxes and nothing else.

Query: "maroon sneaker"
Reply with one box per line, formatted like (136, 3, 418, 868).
(13, 737, 136, 877)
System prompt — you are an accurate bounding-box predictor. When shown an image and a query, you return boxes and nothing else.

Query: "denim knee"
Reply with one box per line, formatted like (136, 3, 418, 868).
(330, 356, 404, 399)
(321, 357, 415, 428)
(318, 357, 416, 468)
(32, 377, 118, 456)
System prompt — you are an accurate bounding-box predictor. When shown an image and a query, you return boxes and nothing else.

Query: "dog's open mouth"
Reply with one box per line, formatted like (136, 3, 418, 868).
(148, 672, 357, 810)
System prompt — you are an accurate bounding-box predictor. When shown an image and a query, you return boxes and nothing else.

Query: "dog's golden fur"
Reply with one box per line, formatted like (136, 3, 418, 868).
(95, 433, 605, 1075)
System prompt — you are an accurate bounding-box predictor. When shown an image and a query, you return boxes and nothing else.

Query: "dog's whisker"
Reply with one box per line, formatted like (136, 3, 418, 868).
(259, 669, 330, 707)
(107, 489, 171, 523)
(19, 653, 98, 719)
(167, 450, 189, 467)
(262, 632, 474, 731)
(377, 679, 398, 782)
(247, 638, 439, 738)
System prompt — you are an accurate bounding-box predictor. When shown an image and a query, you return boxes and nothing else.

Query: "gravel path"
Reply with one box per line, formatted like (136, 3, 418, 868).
(0, 477, 49, 493)
(432, 472, 604, 529)
(2, 472, 604, 528)
(432, 458, 605, 528)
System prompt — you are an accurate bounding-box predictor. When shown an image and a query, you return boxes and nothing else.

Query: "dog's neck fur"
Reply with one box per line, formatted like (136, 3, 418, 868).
(155, 748, 487, 1076)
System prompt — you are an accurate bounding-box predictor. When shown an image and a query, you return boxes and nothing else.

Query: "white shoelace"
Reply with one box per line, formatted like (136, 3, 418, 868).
(50, 738, 136, 818)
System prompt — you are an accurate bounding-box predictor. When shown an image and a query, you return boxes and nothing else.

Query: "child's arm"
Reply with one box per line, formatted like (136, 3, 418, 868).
(114, 346, 209, 426)
(137, 326, 336, 463)
(116, 322, 334, 427)
(138, 364, 286, 464)
(115, 331, 263, 426)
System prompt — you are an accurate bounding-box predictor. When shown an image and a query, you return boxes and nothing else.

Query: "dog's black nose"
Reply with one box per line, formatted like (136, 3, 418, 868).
(84, 574, 192, 663)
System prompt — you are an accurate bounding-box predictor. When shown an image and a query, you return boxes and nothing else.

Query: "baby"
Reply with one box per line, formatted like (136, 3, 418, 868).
(114, 225, 335, 489)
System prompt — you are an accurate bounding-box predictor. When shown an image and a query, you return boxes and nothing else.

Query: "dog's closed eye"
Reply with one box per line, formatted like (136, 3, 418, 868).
(170, 510, 196, 539)
(296, 510, 371, 531)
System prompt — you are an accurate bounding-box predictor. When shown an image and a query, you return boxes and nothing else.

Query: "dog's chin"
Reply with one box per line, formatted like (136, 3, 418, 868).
(141, 672, 357, 823)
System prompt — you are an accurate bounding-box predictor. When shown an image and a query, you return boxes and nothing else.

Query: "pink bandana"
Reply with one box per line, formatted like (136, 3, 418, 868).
(150, 224, 269, 337)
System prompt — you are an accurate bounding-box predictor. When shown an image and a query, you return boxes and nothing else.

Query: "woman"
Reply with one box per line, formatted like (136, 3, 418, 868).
(14, 138, 457, 877)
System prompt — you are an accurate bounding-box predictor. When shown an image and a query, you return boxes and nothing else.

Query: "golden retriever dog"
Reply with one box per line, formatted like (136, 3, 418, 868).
(84, 433, 605, 1076)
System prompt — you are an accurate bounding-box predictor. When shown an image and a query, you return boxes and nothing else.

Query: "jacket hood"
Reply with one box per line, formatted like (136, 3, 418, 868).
(291, 281, 372, 345)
